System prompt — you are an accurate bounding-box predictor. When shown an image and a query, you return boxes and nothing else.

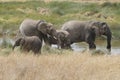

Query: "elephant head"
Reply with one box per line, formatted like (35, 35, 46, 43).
(12, 37, 25, 50)
(89, 21, 112, 51)
(37, 21, 54, 35)
(55, 30, 71, 49)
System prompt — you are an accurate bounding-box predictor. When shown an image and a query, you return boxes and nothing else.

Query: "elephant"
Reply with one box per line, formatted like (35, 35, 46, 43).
(61, 20, 112, 52)
(46, 27, 71, 49)
(19, 18, 54, 45)
(13, 36, 42, 54)
(56, 30, 71, 49)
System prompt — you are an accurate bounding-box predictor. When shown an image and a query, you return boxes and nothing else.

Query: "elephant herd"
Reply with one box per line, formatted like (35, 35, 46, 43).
(13, 18, 112, 54)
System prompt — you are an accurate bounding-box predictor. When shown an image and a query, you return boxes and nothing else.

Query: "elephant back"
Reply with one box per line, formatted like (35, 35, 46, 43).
(19, 19, 45, 40)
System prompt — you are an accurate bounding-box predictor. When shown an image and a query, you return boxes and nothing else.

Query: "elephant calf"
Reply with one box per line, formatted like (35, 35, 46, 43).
(13, 36, 42, 54)
(56, 30, 71, 49)
(47, 28, 71, 49)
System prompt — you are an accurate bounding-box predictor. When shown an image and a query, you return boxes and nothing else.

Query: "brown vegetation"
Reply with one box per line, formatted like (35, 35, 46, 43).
(0, 51, 120, 80)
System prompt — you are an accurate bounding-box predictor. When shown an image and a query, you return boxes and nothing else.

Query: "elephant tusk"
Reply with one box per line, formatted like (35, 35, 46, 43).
(53, 36, 57, 40)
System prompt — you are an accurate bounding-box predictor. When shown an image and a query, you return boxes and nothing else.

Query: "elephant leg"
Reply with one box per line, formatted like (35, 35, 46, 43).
(12, 45, 16, 50)
(61, 43, 65, 49)
(86, 38, 96, 49)
(86, 33, 96, 50)
(87, 38, 96, 49)
(60, 42, 70, 49)
(66, 44, 71, 49)
(88, 42, 96, 49)
(106, 33, 111, 52)
(42, 34, 51, 46)
(57, 40, 62, 49)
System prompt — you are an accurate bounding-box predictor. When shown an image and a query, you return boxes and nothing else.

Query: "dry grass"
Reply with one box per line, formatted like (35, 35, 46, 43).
(0, 51, 120, 80)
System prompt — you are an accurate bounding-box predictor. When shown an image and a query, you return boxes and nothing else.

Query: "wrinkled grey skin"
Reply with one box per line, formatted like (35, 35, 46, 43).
(13, 36, 42, 54)
(46, 28, 71, 49)
(61, 20, 112, 51)
(19, 19, 53, 45)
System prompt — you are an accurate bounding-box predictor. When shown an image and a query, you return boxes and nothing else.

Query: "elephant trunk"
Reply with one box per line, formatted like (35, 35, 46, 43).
(12, 45, 15, 50)
(50, 29, 58, 39)
(105, 27, 112, 52)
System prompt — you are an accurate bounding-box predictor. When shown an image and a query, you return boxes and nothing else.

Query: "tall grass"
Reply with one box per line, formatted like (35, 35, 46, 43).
(0, 52, 120, 80)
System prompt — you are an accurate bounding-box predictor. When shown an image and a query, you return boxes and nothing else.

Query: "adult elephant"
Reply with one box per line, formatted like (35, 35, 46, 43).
(19, 19, 53, 45)
(61, 20, 112, 52)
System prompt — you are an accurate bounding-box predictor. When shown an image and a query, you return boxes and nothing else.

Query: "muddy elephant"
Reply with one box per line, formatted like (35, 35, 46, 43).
(61, 20, 112, 51)
(19, 18, 54, 45)
(46, 27, 71, 49)
(13, 36, 42, 54)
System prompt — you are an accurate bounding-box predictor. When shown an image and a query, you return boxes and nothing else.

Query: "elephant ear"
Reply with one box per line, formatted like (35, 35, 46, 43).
(37, 22, 48, 34)
(99, 22, 109, 35)
(101, 22, 107, 29)
(90, 22, 100, 36)
(91, 25, 96, 30)
(89, 21, 96, 31)
(37, 22, 54, 34)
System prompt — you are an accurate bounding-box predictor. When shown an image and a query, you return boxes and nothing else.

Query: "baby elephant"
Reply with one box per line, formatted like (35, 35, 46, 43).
(56, 30, 71, 49)
(48, 30, 71, 49)
(13, 36, 42, 54)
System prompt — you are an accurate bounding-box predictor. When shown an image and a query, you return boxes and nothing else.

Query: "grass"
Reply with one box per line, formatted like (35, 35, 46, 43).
(0, 51, 120, 80)
(0, 1, 120, 36)
(0, 1, 120, 79)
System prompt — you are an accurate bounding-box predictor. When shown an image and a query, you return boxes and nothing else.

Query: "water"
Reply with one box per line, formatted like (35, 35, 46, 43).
(0, 37, 14, 47)
(71, 43, 120, 55)
(53, 40, 120, 55)
(0, 37, 120, 55)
